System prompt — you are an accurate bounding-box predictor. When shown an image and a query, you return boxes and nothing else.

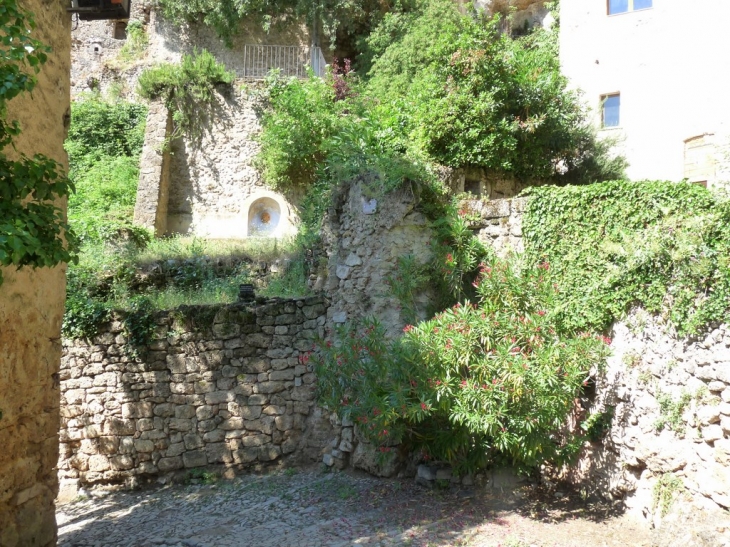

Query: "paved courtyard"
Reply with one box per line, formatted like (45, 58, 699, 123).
(57, 468, 651, 547)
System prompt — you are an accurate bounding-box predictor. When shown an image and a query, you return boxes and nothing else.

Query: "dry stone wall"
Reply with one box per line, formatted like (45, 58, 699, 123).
(322, 182, 435, 338)
(462, 197, 526, 257)
(567, 311, 730, 540)
(58, 297, 332, 489)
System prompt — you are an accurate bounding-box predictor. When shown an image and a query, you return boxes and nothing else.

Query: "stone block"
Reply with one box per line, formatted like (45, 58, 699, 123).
(121, 402, 153, 419)
(205, 391, 233, 404)
(175, 405, 196, 419)
(88, 455, 111, 472)
(258, 444, 282, 462)
(221, 418, 244, 430)
(110, 455, 134, 470)
(196, 405, 216, 421)
(168, 418, 193, 432)
(246, 333, 271, 348)
(275, 415, 293, 431)
(232, 448, 259, 464)
(237, 434, 270, 448)
(703, 424, 724, 442)
(203, 429, 226, 443)
(257, 381, 286, 394)
(158, 457, 184, 472)
(104, 418, 135, 436)
(134, 439, 155, 453)
(183, 450, 208, 468)
(205, 443, 233, 464)
(183, 434, 204, 450)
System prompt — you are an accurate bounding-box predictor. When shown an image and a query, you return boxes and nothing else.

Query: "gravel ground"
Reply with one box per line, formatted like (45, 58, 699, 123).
(57, 468, 652, 547)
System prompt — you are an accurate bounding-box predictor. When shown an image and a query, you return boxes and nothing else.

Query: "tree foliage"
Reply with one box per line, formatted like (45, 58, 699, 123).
(0, 0, 77, 286)
(157, 0, 420, 50)
(258, 0, 625, 205)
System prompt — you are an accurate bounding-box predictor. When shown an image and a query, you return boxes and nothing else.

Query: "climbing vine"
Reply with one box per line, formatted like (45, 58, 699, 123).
(522, 180, 730, 336)
(0, 0, 78, 287)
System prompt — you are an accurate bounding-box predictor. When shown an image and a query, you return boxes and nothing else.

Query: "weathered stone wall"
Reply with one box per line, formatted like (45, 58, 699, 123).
(463, 197, 526, 257)
(0, 3, 71, 546)
(568, 310, 730, 537)
(71, 6, 310, 100)
(322, 182, 435, 338)
(58, 297, 332, 489)
(165, 85, 299, 239)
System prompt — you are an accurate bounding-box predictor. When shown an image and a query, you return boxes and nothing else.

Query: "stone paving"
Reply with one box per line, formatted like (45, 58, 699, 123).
(57, 468, 652, 547)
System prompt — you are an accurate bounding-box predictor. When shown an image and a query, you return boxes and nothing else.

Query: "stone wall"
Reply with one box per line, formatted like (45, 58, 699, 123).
(322, 182, 435, 338)
(0, 2, 71, 546)
(71, 4, 310, 100)
(133, 102, 172, 236)
(58, 297, 332, 489)
(463, 197, 526, 257)
(164, 85, 298, 239)
(568, 310, 730, 537)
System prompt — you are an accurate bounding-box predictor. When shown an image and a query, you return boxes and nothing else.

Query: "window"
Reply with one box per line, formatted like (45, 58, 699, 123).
(608, 0, 652, 15)
(601, 94, 620, 128)
(684, 135, 716, 185)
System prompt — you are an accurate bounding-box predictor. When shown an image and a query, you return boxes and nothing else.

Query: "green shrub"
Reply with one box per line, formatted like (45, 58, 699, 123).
(138, 49, 234, 141)
(118, 20, 148, 62)
(314, 254, 610, 474)
(66, 96, 147, 167)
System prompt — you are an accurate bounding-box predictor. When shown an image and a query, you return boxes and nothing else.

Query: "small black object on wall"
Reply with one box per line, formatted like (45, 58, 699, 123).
(238, 284, 255, 303)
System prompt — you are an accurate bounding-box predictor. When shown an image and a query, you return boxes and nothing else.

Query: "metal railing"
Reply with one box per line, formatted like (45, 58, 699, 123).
(238, 45, 327, 80)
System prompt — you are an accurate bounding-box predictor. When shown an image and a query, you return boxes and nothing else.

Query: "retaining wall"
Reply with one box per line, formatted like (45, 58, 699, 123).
(58, 296, 332, 488)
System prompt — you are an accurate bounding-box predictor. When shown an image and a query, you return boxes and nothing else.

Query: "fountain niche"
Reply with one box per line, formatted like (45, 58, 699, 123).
(247, 197, 282, 237)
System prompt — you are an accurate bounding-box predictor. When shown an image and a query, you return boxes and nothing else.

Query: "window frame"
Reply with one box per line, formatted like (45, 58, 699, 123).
(600, 93, 621, 129)
(607, 0, 653, 16)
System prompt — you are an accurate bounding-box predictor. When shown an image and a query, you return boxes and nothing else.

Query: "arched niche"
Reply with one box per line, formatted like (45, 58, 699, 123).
(247, 197, 282, 237)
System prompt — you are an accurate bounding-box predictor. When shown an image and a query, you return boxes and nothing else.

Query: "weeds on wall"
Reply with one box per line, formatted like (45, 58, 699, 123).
(652, 473, 684, 517)
(118, 20, 148, 63)
(138, 49, 234, 143)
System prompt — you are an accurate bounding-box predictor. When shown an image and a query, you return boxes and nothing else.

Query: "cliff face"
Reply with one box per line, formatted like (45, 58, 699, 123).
(0, 2, 71, 546)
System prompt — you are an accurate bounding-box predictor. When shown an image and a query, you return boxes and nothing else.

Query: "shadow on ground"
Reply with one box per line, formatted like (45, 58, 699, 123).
(57, 468, 651, 547)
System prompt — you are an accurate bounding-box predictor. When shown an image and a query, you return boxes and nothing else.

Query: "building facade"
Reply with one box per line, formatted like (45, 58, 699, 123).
(0, 2, 71, 546)
(560, 0, 730, 186)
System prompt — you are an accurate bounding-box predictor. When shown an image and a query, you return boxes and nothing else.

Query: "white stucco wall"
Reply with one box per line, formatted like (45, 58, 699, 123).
(560, 0, 730, 183)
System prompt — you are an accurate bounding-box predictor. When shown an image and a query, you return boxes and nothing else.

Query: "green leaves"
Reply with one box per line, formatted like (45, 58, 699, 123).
(0, 2, 77, 286)
(522, 180, 730, 336)
(314, 255, 610, 474)
(138, 49, 234, 141)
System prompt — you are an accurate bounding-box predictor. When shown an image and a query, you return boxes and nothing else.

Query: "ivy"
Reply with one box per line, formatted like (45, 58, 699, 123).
(522, 180, 730, 336)
(122, 296, 157, 358)
(0, 1, 78, 287)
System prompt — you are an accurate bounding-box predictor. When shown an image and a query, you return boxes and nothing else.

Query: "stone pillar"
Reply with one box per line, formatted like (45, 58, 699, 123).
(0, 2, 71, 546)
(133, 102, 173, 237)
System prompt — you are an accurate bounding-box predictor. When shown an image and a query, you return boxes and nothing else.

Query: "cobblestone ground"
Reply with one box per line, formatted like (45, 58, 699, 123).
(57, 469, 651, 547)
